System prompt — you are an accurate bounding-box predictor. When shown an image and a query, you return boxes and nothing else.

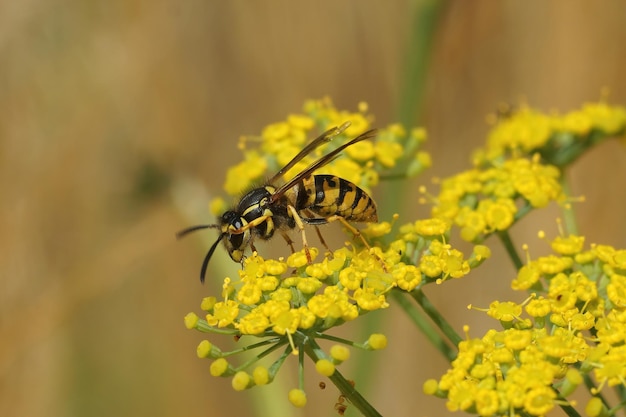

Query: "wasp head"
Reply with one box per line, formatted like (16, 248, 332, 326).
(219, 210, 250, 263)
(176, 210, 251, 283)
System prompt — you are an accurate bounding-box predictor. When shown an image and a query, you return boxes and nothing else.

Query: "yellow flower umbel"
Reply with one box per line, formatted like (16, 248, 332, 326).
(474, 100, 626, 167)
(422, 100, 626, 417)
(427, 233, 626, 416)
(219, 97, 428, 200)
(186, 212, 487, 411)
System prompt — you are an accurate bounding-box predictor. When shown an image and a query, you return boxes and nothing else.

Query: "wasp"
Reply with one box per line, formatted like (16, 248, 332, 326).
(177, 122, 379, 283)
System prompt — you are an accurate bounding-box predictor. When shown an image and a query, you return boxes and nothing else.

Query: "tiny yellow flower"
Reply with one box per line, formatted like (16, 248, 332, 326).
(201, 296, 217, 311)
(237, 310, 270, 335)
(367, 333, 388, 350)
(252, 366, 270, 386)
(353, 287, 389, 311)
(523, 386, 555, 416)
(184, 312, 199, 329)
(210, 358, 230, 377)
(330, 345, 351, 363)
(374, 140, 404, 168)
(232, 371, 251, 391)
(206, 300, 239, 328)
(288, 388, 307, 408)
(315, 359, 336, 376)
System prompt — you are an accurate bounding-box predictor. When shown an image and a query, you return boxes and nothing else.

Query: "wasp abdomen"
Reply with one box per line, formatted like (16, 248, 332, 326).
(298, 175, 377, 222)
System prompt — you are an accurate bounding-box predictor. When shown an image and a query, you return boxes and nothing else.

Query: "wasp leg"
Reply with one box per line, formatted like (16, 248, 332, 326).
(286, 205, 313, 263)
(303, 209, 331, 254)
(230, 215, 271, 233)
(313, 225, 331, 253)
(323, 215, 388, 272)
(229, 215, 268, 259)
(280, 232, 296, 253)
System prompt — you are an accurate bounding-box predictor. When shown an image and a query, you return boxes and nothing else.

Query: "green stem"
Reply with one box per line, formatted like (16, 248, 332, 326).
(582, 373, 610, 410)
(411, 289, 462, 347)
(304, 339, 382, 417)
(391, 290, 456, 362)
(379, 0, 446, 222)
(559, 176, 579, 236)
(298, 345, 305, 390)
(315, 332, 362, 346)
(195, 319, 240, 334)
(232, 340, 287, 371)
(497, 230, 524, 270)
(613, 384, 626, 406)
(555, 394, 582, 417)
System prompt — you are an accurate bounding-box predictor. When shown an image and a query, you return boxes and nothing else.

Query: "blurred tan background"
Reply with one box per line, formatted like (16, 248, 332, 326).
(2, 1, 626, 416)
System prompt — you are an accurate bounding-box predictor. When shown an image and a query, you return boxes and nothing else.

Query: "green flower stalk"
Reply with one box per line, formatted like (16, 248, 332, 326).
(180, 98, 626, 416)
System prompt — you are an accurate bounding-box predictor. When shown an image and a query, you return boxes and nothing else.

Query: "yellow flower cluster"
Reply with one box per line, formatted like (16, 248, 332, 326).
(474, 101, 626, 167)
(188, 217, 488, 333)
(430, 154, 565, 242)
(185, 213, 489, 404)
(220, 98, 430, 199)
(426, 234, 626, 416)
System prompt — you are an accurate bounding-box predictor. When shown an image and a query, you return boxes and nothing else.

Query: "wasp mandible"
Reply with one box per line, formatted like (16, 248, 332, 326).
(177, 122, 379, 283)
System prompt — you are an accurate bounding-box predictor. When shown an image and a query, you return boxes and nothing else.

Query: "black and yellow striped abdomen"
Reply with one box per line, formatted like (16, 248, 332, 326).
(296, 175, 377, 222)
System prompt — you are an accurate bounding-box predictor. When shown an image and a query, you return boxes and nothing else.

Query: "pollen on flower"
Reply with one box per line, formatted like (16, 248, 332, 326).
(353, 287, 389, 311)
(206, 300, 239, 328)
(296, 277, 323, 294)
(287, 248, 318, 268)
(551, 234, 585, 255)
(487, 300, 523, 322)
(237, 283, 262, 305)
(523, 386, 556, 416)
(414, 218, 450, 237)
(272, 310, 300, 335)
(525, 297, 552, 318)
(236, 310, 270, 335)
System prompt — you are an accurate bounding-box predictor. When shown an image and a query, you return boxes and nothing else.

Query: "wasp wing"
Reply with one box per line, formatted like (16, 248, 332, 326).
(269, 128, 378, 203)
(268, 122, 352, 184)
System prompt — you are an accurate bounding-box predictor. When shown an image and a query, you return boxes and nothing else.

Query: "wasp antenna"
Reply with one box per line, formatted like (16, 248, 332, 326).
(200, 233, 226, 283)
(176, 224, 219, 239)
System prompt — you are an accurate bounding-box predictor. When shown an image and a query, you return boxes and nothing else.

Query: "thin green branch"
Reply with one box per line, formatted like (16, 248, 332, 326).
(391, 290, 456, 362)
(559, 176, 579, 236)
(411, 289, 462, 347)
(304, 339, 382, 417)
(496, 230, 524, 270)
